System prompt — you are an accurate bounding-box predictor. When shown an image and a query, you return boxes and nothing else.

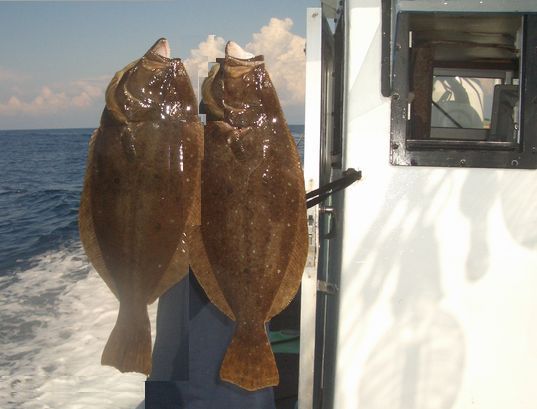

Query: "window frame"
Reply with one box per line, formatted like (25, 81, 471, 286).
(389, 13, 537, 169)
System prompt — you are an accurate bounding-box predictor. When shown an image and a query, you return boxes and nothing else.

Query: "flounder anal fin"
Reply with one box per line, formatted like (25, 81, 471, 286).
(189, 226, 235, 321)
(146, 238, 190, 305)
(267, 203, 308, 319)
(79, 130, 119, 298)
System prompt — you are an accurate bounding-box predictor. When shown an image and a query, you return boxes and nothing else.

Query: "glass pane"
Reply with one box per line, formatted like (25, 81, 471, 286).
(431, 76, 503, 129)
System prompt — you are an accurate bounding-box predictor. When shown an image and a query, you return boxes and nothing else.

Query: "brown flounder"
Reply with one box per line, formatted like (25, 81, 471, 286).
(190, 41, 308, 390)
(79, 38, 203, 375)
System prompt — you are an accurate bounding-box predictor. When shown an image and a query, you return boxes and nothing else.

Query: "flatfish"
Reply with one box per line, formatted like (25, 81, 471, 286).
(190, 41, 308, 390)
(79, 38, 203, 375)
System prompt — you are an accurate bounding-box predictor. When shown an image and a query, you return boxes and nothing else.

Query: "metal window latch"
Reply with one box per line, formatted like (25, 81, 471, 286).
(305, 168, 362, 209)
(317, 280, 338, 295)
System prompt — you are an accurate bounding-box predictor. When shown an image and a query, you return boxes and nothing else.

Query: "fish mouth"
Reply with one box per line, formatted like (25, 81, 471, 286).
(145, 38, 184, 64)
(105, 38, 194, 123)
(148, 38, 172, 60)
(226, 41, 255, 60)
(223, 41, 264, 67)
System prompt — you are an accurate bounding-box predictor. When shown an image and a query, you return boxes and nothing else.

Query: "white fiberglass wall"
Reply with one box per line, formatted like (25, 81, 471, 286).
(333, 1, 537, 408)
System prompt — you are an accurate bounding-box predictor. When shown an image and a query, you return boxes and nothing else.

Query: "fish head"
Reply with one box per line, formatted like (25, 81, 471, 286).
(202, 41, 282, 129)
(104, 38, 198, 124)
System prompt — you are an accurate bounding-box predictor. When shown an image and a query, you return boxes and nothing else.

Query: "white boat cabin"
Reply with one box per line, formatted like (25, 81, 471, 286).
(301, 1, 537, 408)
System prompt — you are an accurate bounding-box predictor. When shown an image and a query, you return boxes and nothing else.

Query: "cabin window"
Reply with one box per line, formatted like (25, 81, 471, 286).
(390, 13, 537, 168)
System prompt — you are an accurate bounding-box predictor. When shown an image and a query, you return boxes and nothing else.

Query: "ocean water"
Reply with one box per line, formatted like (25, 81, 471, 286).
(0, 125, 304, 409)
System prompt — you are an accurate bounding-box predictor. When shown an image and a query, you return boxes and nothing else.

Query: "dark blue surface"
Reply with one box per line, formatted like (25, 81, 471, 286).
(0, 128, 92, 274)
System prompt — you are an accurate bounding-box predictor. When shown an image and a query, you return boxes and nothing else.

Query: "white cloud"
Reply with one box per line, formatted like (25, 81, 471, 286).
(0, 77, 108, 116)
(246, 18, 306, 108)
(183, 18, 305, 120)
(0, 18, 306, 124)
(183, 35, 226, 81)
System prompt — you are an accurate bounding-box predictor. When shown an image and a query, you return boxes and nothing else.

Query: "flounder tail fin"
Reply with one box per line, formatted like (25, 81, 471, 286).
(220, 322, 279, 391)
(101, 303, 152, 375)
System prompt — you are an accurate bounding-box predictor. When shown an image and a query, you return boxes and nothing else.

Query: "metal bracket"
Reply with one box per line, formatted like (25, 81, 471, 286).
(306, 213, 318, 268)
(317, 280, 338, 295)
(319, 206, 337, 240)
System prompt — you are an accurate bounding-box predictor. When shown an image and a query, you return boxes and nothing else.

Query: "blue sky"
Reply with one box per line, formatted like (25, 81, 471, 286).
(0, 0, 316, 129)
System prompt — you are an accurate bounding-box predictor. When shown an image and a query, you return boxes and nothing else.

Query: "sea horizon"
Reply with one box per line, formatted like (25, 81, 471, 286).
(0, 124, 305, 133)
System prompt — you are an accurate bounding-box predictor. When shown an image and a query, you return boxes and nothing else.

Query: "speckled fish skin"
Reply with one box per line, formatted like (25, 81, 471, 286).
(190, 42, 307, 391)
(78, 38, 203, 375)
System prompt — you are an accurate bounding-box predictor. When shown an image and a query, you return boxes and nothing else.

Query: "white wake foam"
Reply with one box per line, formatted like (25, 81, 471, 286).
(0, 243, 157, 409)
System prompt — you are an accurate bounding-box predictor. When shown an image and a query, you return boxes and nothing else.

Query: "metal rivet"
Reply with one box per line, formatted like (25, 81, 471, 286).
(459, 159, 466, 166)
(511, 159, 519, 167)
(392, 93, 400, 100)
